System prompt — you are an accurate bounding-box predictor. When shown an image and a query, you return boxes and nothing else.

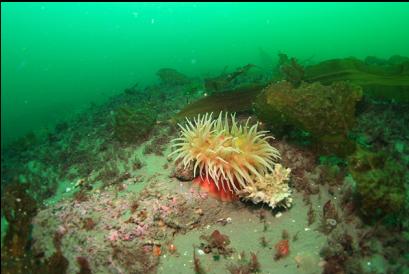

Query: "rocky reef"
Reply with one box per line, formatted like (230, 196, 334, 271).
(1, 183, 38, 274)
(254, 80, 362, 156)
(156, 68, 191, 87)
(113, 106, 156, 144)
(2, 51, 409, 274)
(348, 147, 407, 217)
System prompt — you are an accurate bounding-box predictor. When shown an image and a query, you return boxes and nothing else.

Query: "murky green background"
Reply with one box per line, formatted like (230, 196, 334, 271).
(2, 2, 409, 146)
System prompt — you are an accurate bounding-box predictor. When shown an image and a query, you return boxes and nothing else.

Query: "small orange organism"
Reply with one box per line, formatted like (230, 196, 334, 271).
(168, 244, 177, 254)
(153, 245, 161, 256)
(274, 239, 289, 260)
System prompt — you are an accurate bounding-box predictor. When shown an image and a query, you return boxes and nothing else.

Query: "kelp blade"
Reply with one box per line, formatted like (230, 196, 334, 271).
(174, 84, 265, 121)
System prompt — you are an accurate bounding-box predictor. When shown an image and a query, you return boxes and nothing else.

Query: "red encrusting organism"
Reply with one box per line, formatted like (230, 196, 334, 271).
(193, 176, 240, 202)
(274, 239, 289, 260)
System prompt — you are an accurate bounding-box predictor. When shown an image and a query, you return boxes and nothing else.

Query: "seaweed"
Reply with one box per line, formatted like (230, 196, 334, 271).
(257, 210, 269, 232)
(193, 246, 207, 274)
(320, 229, 363, 274)
(129, 200, 139, 213)
(317, 200, 340, 235)
(227, 252, 260, 274)
(74, 189, 89, 203)
(200, 230, 234, 257)
(7, 131, 38, 154)
(82, 218, 96, 231)
(304, 57, 409, 102)
(40, 251, 69, 274)
(204, 64, 256, 93)
(307, 205, 316, 226)
(1, 183, 38, 274)
(278, 53, 304, 87)
(76, 256, 92, 274)
(174, 84, 265, 121)
(322, 255, 347, 274)
(348, 147, 406, 218)
(132, 156, 144, 170)
(33, 231, 69, 274)
(259, 236, 269, 248)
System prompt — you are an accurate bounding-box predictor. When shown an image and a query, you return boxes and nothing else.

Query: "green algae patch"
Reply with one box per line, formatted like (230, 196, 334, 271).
(348, 147, 407, 217)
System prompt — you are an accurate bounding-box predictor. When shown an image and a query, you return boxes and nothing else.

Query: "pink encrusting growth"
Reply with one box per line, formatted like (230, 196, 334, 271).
(169, 112, 281, 197)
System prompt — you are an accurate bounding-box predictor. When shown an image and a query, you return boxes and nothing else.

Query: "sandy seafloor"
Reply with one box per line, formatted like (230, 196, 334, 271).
(30, 142, 329, 274)
(1, 77, 408, 274)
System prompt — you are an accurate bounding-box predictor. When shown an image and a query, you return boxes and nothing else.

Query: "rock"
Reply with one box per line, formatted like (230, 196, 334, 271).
(348, 147, 406, 217)
(156, 68, 191, 87)
(113, 106, 156, 144)
(173, 159, 196, 181)
(254, 80, 362, 156)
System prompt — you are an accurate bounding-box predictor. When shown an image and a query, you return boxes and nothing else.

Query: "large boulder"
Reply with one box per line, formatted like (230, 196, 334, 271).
(254, 81, 362, 156)
(348, 148, 406, 217)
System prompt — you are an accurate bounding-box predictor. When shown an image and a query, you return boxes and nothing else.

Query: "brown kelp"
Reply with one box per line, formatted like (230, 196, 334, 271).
(278, 53, 304, 87)
(174, 83, 265, 121)
(304, 57, 409, 102)
(204, 64, 257, 94)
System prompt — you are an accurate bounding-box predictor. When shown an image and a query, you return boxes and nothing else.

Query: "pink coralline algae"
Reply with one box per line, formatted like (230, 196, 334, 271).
(108, 230, 120, 242)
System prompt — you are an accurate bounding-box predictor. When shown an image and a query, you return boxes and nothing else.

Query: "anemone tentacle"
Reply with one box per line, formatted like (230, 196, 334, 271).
(169, 112, 281, 193)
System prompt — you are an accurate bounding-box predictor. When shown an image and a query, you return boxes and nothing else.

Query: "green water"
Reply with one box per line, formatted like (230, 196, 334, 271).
(2, 2, 409, 145)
